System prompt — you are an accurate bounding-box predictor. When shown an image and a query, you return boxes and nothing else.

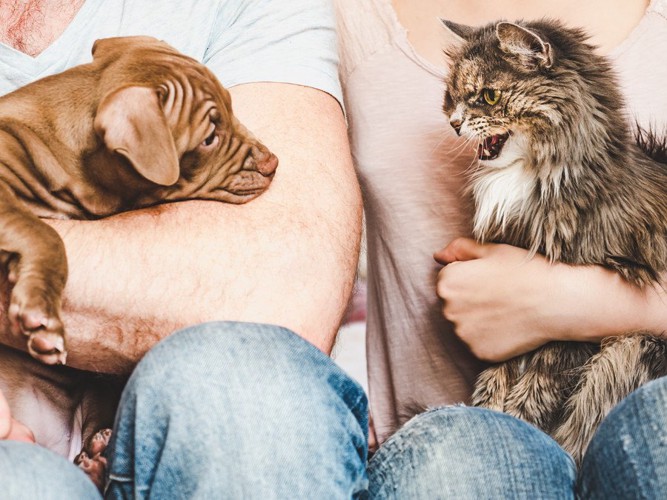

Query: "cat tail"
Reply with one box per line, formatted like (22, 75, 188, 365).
(635, 123, 667, 164)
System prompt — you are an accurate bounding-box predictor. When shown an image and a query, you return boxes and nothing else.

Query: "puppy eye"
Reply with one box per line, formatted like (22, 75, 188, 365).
(199, 127, 219, 150)
(481, 89, 501, 106)
(203, 129, 216, 147)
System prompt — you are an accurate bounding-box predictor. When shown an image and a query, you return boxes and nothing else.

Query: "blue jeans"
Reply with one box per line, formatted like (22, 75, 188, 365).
(2, 323, 667, 499)
(0, 322, 368, 499)
(368, 377, 667, 499)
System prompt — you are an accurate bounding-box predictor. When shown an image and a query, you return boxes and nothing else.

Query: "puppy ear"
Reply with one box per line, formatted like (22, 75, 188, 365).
(91, 38, 127, 61)
(92, 36, 162, 59)
(496, 22, 553, 69)
(94, 86, 180, 186)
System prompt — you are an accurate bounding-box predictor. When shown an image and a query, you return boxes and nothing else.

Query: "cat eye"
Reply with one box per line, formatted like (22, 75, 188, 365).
(482, 89, 502, 106)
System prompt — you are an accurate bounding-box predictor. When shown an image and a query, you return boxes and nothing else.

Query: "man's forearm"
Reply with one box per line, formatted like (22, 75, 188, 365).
(0, 84, 362, 374)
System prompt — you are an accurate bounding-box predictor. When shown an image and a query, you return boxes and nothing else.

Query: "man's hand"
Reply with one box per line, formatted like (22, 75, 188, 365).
(434, 237, 667, 362)
(0, 389, 35, 443)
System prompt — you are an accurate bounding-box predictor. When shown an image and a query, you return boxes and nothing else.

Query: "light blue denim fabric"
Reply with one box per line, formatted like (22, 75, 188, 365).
(368, 377, 667, 499)
(0, 322, 368, 499)
(104, 322, 369, 499)
(0, 441, 101, 499)
(368, 406, 576, 499)
(4, 324, 667, 499)
(578, 376, 667, 499)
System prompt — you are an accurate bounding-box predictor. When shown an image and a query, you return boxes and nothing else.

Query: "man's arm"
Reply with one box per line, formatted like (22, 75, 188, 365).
(0, 83, 362, 374)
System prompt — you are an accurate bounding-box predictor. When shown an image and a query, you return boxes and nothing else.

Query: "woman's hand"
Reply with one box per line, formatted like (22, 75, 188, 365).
(0, 389, 35, 443)
(434, 238, 667, 362)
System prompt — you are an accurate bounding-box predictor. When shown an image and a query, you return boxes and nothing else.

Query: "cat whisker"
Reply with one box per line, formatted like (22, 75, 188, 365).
(429, 134, 450, 156)
(446, 136, 477, 157)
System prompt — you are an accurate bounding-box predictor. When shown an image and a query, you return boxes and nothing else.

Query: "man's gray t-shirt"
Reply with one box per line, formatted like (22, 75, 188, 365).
(0, 0, 341, 459)
(0, 0, 342, 103)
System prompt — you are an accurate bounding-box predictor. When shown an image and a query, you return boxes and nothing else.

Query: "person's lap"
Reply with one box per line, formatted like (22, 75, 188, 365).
(368, 376, 667, 499)
(2, 322, 667, 499)
(368, 406, 576, 499)
(0, 440, 102, 500)
(0, 322, 369, 499)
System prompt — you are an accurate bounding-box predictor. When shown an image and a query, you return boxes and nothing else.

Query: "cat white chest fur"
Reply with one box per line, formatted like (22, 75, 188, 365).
(471, 138, 535, 238)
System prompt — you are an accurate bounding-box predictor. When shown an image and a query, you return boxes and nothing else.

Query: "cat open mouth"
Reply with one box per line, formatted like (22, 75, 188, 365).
(478, 132, 510, 161)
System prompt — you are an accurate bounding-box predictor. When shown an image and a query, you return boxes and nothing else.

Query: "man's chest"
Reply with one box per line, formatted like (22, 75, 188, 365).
(0, 0, 85, 56)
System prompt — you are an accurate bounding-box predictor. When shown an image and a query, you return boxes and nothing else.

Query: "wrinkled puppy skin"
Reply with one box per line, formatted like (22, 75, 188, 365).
(0, 36, 278, 489)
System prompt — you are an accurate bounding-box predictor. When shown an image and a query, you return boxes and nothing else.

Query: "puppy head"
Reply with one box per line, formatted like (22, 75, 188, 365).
(92, 36, 277, 205)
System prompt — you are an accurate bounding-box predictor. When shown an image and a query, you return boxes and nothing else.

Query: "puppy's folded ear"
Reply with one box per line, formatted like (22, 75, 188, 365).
(94, 86, 180, 186)
(91, 36, 163, 60)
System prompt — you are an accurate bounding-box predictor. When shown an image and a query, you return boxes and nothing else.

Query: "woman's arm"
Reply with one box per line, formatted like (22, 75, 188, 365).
(435, 237, 667, 362)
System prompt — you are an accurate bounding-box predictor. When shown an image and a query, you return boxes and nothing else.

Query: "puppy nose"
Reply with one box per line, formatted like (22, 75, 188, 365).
(244, 146, 278, 177)
(449, 118, 462, 136)
(257, 153, 278, 177)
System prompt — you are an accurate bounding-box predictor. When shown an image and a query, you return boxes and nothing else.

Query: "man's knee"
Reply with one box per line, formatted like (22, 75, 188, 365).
(121, 321, 367, 432)
(106, 322, 369, 498)
(0, 441, 100, 500)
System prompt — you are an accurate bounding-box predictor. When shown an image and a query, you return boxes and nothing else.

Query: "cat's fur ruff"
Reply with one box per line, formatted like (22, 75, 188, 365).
(441, 19, 667, 464)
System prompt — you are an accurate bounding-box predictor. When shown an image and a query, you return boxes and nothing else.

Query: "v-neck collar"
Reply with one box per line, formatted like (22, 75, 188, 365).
(378, 0, 658, 78)
(0, 0, 104, 77)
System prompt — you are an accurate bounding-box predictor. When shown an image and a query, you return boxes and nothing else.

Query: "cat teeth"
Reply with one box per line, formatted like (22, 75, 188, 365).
(483, 148, 491, 156)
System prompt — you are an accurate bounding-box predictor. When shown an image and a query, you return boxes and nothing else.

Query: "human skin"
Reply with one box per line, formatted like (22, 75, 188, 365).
(435, 238, 667, 362)
(392, 0, 667, 362)
(0, 2, 363, 374)
(0, 389, 34, 442)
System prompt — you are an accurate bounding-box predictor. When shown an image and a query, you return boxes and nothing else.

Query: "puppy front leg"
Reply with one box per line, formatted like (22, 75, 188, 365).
(0, 182, 68, 365)
(75, 375, 124, 491)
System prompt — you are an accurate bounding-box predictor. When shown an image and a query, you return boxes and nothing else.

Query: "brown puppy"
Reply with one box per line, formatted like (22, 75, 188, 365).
(0, 36, 277, 487)
(0, 35, 277, 365)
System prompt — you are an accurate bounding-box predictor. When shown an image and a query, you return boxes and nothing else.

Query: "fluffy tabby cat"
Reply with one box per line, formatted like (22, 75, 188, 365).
(441, 19, 667, 464)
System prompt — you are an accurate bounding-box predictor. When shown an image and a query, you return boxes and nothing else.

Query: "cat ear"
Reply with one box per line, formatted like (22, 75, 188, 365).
(440, 19, 476, 42)
(496, 22, 554, 69)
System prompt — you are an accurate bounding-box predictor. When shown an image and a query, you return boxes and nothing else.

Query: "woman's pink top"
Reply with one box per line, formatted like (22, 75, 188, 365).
(335, 0, 667, 443)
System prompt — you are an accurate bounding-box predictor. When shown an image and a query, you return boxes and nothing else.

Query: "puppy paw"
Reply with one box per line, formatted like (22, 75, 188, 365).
(26, 330, 67, 365)
(8, 288, 67, 365)
(75, 451, 107, 492)
(75, 428, 113, 492)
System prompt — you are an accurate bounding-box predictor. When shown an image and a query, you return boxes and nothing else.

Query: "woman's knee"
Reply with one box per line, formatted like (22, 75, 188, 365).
(369, 406, 575, 499)
(579, 376, 667, 498)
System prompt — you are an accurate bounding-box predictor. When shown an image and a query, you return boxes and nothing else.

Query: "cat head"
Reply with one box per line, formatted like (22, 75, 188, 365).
(442, 20, 625, 174)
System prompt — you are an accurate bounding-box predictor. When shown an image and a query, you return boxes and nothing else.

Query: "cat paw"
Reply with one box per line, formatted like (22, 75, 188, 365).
(553, 419, 588, 466)
(8, 289, 67, 365)
(75, 428, 113, 492)
(472, 364, 517, 412)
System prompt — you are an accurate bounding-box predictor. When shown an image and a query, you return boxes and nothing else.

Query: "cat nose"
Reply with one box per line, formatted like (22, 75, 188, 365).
(449, 117, 462, 135)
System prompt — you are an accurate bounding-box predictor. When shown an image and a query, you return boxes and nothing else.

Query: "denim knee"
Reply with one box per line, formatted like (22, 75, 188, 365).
(578, 376, 667, 499)
(368, 406, 575, 499)
(0, 441, 101, 500)
(122, 321, 368, 433)
(106, 321, 369, 499)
